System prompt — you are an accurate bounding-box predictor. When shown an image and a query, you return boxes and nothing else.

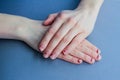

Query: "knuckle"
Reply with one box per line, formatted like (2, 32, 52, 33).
(67, 17, 76, 24)
(62, 37, 70, 44)
(59, 12, 66, 19)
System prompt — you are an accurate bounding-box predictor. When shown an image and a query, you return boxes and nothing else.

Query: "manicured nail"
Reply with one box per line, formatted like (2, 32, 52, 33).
(78, 59, 83, 64)
(62, 49, 68, 55)
(50, 55, 56, 60)
(39, 45, 44, 51)
(43, 54, 48, 58)
(43, 51, 50, 58)
(97, 55, 102, 61)
(96, 49, 101, 54)
(91, 58, 95, 64)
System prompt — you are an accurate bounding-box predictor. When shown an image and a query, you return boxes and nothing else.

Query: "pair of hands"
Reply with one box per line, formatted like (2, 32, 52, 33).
(23, 0, 104, 64)
(24, 11, 101, 64)
(0, 0, 103, 64)
(23, 21, 101, 64)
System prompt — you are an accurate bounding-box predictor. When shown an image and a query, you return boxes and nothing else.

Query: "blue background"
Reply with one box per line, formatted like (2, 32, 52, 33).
(0, 0, 120, 80)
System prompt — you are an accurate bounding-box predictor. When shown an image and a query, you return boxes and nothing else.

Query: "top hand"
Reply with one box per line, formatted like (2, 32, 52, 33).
(39, 7, 100, 59)
(39, 0, 104, 59)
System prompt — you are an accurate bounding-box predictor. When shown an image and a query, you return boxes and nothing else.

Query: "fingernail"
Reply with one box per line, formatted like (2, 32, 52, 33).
(43, 51, 50, 58)
(50, 55, 56, 60)
(91, 58, 95, 64)
(97, 55, 102, 61)
(43, 54, 49, 58)
(39, 45, 44, 51)
(62, 49, 68, 55)
(78, 59, 83, 63)
(96, 49, 101, 54)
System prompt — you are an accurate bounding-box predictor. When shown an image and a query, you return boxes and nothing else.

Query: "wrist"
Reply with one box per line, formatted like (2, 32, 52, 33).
(16, 17, 36, 41)
(17, 17, 47, 43)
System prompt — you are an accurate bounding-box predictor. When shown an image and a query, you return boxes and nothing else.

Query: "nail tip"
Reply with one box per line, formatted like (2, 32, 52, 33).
(39, 47, 44, 52)
(97, 55, 102, 61)
(97, 49, 101, 54)
(78, 60, 83, 64)
(44, 55, 48, 58)
(91, 59, 95, 64)
(50, 56, 56, 60)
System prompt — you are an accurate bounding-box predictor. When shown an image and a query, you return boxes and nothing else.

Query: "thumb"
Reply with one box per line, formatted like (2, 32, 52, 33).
(43, 13, 58, 26)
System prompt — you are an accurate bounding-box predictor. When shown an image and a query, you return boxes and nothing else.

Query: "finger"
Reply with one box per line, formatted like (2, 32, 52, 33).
(63, 32, 86, 55)
(39, 16, 64, 52)
(58, 53, 83, 64)
(76, 44, 102, 61)
(49, 18, 77, 59)
(44, 13, 58, 26)
(50, 22, 81, 59)
(52, 19, 79, 57)
(70, 49, 95, 64)
(82, 40, 101, 54)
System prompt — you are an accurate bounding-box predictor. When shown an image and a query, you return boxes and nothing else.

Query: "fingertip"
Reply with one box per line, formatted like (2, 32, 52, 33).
(43, 50, 51, 58)
(43, 54, 49, 58)
(43, 20, 49, 25)
(96, 55, 102, 61)
(50, 55, 56, 60)
(96, 49, 101, 54)
(62, 49, 69, 55)
(90, 58, 95, 64)
(78, 59, 83, 64)
(39, 45, 45, 52)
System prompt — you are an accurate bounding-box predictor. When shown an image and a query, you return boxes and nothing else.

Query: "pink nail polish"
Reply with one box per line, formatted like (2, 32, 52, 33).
(50, 55, 56, 60)
(43, 54, 48, 58)
(39, 45, 44, 51)
(62, 49, 68, 55)
(91, 58, 95, 64)
(96, 49, 101, 54)
(97, 55, 102, 61)
(78, 59, 82, 63)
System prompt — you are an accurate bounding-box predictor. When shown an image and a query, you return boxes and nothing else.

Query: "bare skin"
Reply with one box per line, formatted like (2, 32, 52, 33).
(0, 13, 101, 64)
(39, 0, 104, 59)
